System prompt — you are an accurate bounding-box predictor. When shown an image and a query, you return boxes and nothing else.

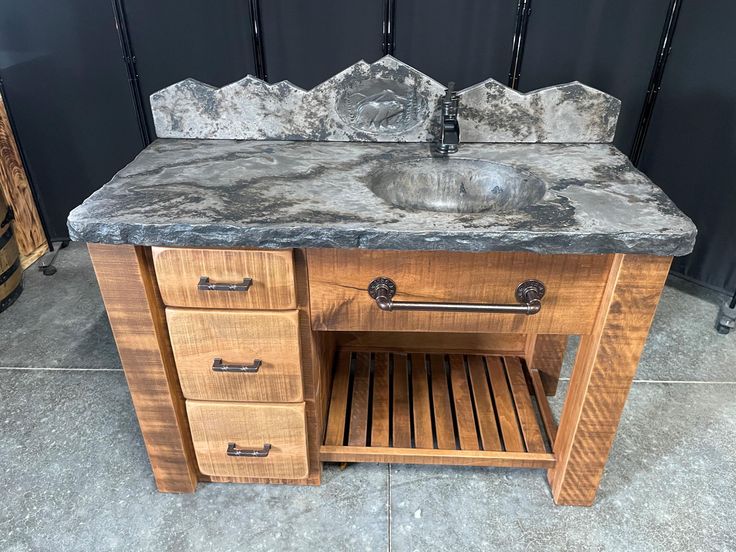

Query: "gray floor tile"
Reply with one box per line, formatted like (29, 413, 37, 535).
(560, 276, 735, 383)
(0, 370, 388, 552)
(0, 243, 121, 369)
(389, 381, 736, 552)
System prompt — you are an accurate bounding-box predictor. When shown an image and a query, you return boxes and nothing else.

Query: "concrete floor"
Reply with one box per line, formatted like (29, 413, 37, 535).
(1, 243, 734, 552)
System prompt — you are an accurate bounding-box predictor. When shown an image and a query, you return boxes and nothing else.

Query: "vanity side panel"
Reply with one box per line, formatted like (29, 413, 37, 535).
(88, 244, 198, 493)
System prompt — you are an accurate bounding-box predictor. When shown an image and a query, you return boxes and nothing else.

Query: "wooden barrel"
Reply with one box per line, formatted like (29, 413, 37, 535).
(0, 194, 22, 312)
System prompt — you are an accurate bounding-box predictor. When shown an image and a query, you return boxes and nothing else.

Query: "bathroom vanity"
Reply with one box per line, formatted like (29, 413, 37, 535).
(68, 57, 695, 506)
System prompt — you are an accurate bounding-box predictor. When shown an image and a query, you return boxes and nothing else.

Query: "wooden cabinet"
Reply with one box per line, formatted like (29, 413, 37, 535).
(167, 309, 303, 402)
(90, 243, 672, 506)
(187, 401, 309, 479)
(152, 247, 296, 309)
(307, 249, 613, 334)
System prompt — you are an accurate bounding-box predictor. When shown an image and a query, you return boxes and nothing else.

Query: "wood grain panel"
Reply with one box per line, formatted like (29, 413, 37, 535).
(348, 353, 370, 446)
(505, 357, 546, 453)
(152, 247, 295, 309)
(0, 95, 47, 262)
(430, 354, 456, 450)
(549, 254, 671, 506)
(324, 351, 351, 446)
(307, 249, 613, 334)
(526, 334, 568, 396)
(321, 446, 555, 469)
(467, 355, 502, 451)
(166, 308, 302, 402)
(371, 353, 390, 447)
(187, 401, 308, 480)
(486, 356, 524, 452)
(449, 355, 479, 451)
(334, 331, 526, 356)
(88, 244, 197, 493)
(392, 354, 411, 448)
(530, 368, 557, 444)
(411, 353, 434, 449)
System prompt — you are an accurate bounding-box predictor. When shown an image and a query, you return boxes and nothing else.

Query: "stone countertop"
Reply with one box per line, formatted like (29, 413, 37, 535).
(67, 139, 696, 256)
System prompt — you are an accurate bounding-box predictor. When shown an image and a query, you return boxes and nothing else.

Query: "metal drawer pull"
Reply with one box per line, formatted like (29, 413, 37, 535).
(227, 442, 272, 457)
(197, 276, 253, 292)
(212, 358, 262, 373)
(367, 277, 545, 315)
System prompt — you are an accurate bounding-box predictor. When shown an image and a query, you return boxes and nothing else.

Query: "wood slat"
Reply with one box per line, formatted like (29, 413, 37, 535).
(530, 367, 557, 445)
(505, 357, 546, 453)
(348, 353, 370, 446)
(449, 355, 479, 451)
(430, 354, 456, 450)
(486, 356, 525, 452)
(324, 351, 351, 446)
(467, 355, 502, 451)
(392, 354, 411, 448)
(411, 353, 434, 449)
(371, 353, 390, 447)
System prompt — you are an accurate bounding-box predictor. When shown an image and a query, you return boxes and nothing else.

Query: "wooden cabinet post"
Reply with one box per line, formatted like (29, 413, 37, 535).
(88, 244, 198, 493)
(548, 254, 671, 505)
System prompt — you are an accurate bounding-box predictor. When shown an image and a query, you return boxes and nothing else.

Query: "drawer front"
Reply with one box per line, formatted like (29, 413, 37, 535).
(167, 308, 302, 402)
(187, 401, 308, 480)
(307, 249, 614, 335)
(152, 247, 296, 309)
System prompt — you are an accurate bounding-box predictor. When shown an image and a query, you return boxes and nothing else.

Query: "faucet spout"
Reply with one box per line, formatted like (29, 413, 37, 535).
(436, 81, 460, 155)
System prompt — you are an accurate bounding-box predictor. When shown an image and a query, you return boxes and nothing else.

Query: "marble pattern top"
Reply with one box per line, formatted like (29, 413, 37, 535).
(151, 56, 621, 143)
(67, 140, 696, 256)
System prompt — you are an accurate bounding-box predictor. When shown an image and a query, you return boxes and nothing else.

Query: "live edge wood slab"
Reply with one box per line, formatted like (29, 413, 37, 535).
(88, 243, 671, 506)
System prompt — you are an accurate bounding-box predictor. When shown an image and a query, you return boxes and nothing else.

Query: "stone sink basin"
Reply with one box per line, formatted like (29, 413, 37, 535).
(367, 157, 547, 213)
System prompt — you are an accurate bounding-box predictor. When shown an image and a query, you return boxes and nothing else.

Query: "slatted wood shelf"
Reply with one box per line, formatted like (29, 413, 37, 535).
(321, 350, 557, 469)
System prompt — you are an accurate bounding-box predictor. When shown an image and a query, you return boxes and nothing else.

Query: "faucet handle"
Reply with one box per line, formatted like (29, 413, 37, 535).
(444, 81, 457, 100)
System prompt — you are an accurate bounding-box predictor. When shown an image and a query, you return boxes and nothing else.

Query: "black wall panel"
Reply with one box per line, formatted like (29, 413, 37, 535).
(0, 0, 142, 239)
(259, 1, 384, 89)
(639, 2, 736, 292)
(123, 0, 255, 135)
(125, 0, 254, 136)
(393, 0, 516, 89)
(521, 0, 671, 152)
(0, 0, 733, 292)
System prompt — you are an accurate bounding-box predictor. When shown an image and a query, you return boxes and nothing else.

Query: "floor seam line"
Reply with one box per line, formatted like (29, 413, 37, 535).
(0, 366, 122, 372)
(387, 463, 392, 552)
(558, 377, 736, 385)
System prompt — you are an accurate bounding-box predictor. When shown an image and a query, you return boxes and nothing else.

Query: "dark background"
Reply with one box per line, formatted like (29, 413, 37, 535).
(0, 0, 733, 293)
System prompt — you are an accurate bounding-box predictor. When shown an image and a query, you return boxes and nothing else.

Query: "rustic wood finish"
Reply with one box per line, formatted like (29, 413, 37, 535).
(307, 249, 613, 334)
(320, 446, 556, 469)
(334, 331, 527, 356)
(548, 254, 671, 505)
(526, 334, 568, 395)
(187, 401, 308, 480)
(166, 308, 303, 402)
(0, 95, 47, 266)
(88, 244, 197, 493)
(152, 247, 296, 309)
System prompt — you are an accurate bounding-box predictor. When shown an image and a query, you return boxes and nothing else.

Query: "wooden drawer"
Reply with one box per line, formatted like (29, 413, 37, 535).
(152, 247, 296, 309)
(167, 308, 302, 402)
(307, 249, 614, 335)
(187, 401, 308, 480)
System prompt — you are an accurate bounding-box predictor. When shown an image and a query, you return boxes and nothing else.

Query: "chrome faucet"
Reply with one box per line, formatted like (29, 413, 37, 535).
(436, 82, 460, 154)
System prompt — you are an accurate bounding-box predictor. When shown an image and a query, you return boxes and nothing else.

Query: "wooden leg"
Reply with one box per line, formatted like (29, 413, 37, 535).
(525, 334, 568, 396)
(89, 244, 198, 493)
(548, 254, 671, 506)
